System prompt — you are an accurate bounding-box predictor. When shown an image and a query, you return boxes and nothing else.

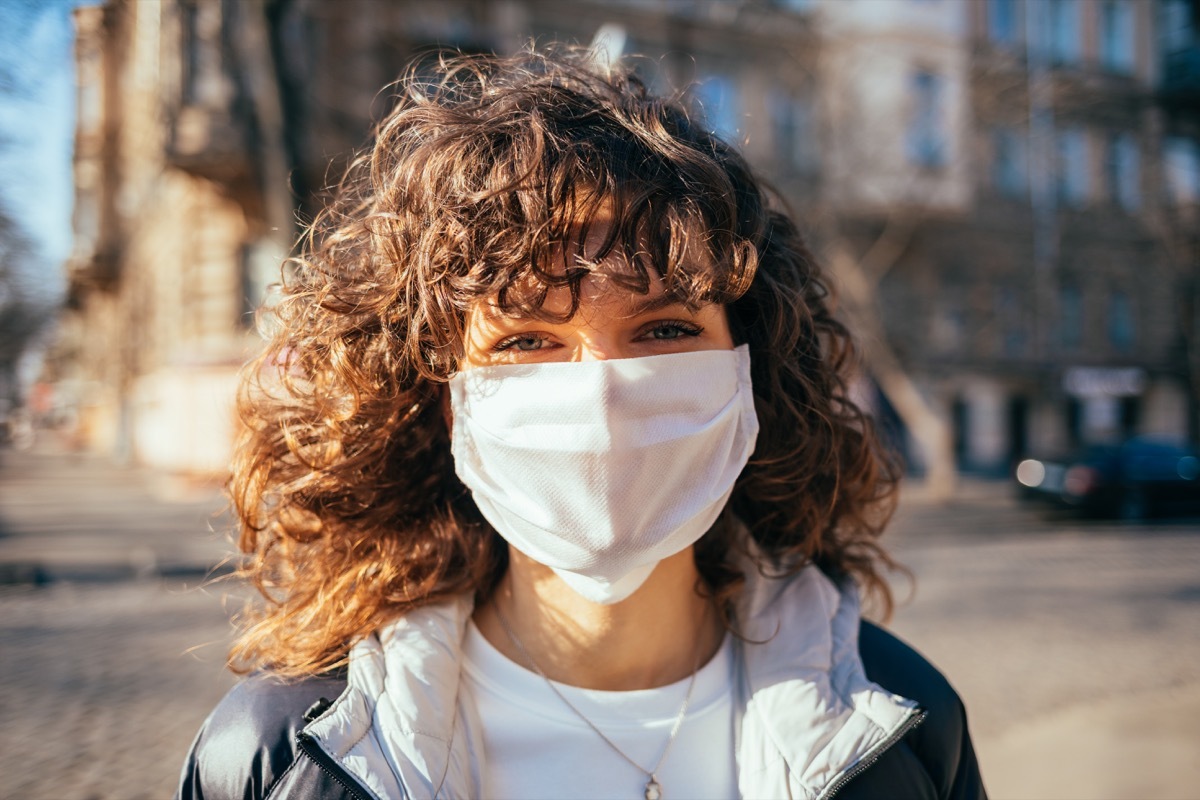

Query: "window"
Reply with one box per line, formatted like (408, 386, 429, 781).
(768, 87, 817, 173)
(1059, 284, 1083, 350)
(907, 70, 946, 169)
(1164, 137, 1200, 204)
(1048, 0, 1081, 64)
(992, 127, 1027, 197)
(1056, 128, 1091, 207)
(1108, 290, 1135, 352)
(180, 0, 201, 104)
(996, 286, 1027, 357)
(75, 191, 99, 255)
(695, 74, 740, 142)
(931, 307, 966, 353)
(1106, 133, 1140, 210)
(988, 0, 1019, 45)
(1161, 0, 1194, 54)
(1098, 1, 1135, 74)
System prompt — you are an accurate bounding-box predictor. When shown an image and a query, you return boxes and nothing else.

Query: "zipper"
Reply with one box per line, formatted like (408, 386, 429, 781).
(296, 731, 381, 800)
(819, 708, 928, 800)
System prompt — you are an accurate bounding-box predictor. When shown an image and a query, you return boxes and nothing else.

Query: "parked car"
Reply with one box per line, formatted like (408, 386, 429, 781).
(1015, 438, 1200, 520)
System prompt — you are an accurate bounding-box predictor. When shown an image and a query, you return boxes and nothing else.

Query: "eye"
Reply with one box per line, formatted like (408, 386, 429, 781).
(493, 333, 549, 352)
(639, 320, 704, 341)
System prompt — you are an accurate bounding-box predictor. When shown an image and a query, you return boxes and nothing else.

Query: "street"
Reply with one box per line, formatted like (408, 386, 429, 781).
(886, 486, 1200, 798)
(1, 443, 1198, 799)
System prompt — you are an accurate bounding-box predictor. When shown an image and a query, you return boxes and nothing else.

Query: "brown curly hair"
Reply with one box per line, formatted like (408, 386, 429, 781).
(228, 46, 901, 677)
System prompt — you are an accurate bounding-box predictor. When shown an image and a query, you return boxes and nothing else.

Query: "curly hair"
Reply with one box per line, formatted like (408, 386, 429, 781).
(228, 46, 901, 677)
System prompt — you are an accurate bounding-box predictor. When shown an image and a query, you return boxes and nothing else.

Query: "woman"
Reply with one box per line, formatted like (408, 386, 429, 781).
(177, 48, 986, 799)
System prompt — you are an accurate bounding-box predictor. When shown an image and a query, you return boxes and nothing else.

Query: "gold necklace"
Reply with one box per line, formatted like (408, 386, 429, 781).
(492, 602, 703, 800)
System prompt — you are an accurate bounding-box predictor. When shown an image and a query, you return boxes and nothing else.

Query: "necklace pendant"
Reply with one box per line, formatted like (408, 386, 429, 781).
(644, 777, 662, 800)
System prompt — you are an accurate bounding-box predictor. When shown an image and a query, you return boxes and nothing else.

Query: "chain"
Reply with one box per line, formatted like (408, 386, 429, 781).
(492, 599, 704, 800)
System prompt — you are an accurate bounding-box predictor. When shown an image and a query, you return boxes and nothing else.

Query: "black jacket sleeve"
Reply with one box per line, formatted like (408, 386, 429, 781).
(847, 621, 988, 800)
(174, 673, 349, 800)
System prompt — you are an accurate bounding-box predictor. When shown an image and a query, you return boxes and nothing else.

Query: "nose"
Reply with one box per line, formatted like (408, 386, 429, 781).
(572, 333, 625, 362)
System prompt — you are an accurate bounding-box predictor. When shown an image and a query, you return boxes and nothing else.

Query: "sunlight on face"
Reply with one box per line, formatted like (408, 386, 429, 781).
(462, 280, 733, 368)
(462, 217, 734, 369)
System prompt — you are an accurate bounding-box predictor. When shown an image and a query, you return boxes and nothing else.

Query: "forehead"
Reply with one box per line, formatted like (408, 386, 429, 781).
(471, 271, 688, 325)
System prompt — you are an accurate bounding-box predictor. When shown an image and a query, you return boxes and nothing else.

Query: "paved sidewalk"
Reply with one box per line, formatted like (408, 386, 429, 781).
(980, 682, 1200, 799)
(0, 441, 231, 584)
(0, 442, 239, 799)
(0, 580, 239, 799)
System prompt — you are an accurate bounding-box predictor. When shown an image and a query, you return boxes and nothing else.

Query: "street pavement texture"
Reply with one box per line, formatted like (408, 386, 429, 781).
(2, 442, 1199, 799)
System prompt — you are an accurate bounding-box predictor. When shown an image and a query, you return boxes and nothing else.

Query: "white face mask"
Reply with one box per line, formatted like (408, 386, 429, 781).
(449, 345, 759, 604)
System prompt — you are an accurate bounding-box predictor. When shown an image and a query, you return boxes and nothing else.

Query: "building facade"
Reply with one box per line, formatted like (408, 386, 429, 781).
(65, 0, 1199, 477)
(66, 0, 284, 472)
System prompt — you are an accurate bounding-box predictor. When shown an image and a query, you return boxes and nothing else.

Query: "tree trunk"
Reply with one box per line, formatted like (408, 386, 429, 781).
(829, 243, 957, 503)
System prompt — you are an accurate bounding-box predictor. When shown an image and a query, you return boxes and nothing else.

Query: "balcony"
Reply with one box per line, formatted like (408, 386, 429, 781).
(164, 0, 254, 183)
(165, 100, 253, 184)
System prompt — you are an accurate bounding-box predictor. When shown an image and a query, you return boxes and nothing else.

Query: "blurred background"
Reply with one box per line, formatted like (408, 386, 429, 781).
(1, 0, 1198, 798)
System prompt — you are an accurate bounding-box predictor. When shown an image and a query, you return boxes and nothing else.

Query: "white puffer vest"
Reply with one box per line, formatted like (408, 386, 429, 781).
(299, 564, 922, 800)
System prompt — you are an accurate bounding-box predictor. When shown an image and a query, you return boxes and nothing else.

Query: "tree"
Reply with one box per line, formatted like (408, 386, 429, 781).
(822, 216, 958, 502)
(0, 204, 42, 411)
(794, 29, 977, 503)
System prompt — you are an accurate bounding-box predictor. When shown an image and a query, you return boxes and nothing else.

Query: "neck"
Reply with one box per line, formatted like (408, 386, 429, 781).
(474, 546, 723, 691)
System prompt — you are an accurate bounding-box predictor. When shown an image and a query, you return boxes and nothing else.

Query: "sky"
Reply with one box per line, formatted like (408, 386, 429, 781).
(0, 0, 80, 310)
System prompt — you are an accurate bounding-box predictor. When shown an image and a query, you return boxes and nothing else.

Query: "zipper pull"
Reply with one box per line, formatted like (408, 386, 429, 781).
(303, 697, 333, 722)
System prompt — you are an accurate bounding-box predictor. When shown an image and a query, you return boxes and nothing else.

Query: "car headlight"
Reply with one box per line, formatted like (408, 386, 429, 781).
(1016, 459, 1046, 488)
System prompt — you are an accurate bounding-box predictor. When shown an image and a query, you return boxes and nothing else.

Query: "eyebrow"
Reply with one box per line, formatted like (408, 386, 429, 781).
(477, 293, 692, 322)
(626, 294, 691, 314)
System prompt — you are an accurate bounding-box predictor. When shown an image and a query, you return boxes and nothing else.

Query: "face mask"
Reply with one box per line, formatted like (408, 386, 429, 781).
(449, 345, 759, 604)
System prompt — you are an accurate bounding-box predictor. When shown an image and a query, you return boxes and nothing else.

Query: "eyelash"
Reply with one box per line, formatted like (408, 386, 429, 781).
(491, 320, 704, 352)
(492, 333, 549, 353)
(639, 320, 704, 341)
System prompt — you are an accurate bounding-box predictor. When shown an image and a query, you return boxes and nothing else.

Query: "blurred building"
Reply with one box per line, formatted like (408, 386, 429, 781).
(63, 0, 1199, 477)
(947, 0, 1200, 472)
(65, 1, 275, 472)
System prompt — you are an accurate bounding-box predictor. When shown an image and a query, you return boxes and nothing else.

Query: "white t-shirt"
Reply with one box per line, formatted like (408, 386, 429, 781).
(461, 620, 738, 800)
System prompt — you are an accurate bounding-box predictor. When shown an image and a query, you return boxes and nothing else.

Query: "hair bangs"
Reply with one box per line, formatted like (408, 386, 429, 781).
(449, 122, 759, 324)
